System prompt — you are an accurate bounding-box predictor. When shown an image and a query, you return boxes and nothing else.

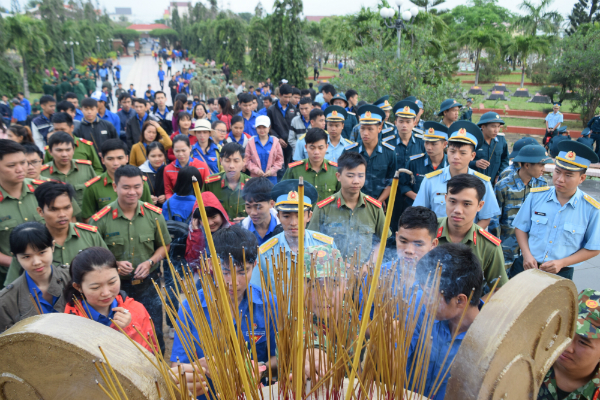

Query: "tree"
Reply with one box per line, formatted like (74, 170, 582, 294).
(113, 28, 140, 55)
(515, 0, 562, 36)
(457, 26, 502, 84)
(269, 0, 309, 87)
(507, 35, 548, 87)
(254, 2, 264, 18)
(412, 0, 446, 13)
(567, 0, 600, 34)
(150, 28, 179, 48)
(248, 16, 270, 80)
(171, 7, 182, 36)
(214, 13, 247, 72)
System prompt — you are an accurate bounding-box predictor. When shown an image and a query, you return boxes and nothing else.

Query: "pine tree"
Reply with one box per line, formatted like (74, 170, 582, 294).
(248, 15, 270, 81)
(567, 0, 600, 34)
(172, 7, 182, 36)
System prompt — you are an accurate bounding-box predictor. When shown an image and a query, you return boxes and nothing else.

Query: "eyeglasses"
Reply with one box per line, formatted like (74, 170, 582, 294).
(215, 129, 227, 134)
(27, 160, 42, 166)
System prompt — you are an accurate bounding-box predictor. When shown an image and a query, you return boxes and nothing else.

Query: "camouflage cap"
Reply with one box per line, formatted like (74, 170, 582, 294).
(303, 245, 344, 279)
(576, 288, 600, 339)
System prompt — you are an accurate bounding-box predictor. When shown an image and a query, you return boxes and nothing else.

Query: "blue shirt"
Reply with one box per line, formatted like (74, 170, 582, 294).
(20, 98, 31, 115)
(238, 111, 258, 137)
(512, 187, 600, 267)
(81, 298, 118, 327)
(253, 136, 276, 184)
(277, 100, 288, 118)
(192, 141, 220, 174)
(117, 108, 135, 131)
(98, 109, 121, 132)
(158, 70, 165, 81)
(128, 89, 136, 97)
(413, 167, 500, 221)
(163, 194, 197, 222)
(170, 284, 278, 400)
(166, 60, 172, 67)
(136, 113, 147, 133)
(257, 108, 268, 116)
(12, 104, 27, 121)
(26, 270, 58, 314)
(545, 111, 563, 129)
(99, 68, 108, 78)
(74, 108, 84, 122)
(293, 135, 353, 162)
(248, 214, 279, 245)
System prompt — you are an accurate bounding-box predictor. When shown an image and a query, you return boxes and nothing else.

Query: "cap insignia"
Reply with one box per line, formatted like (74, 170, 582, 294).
(566, 151, 576, 161)
(403, 106, 410, 113)
(288, 191, 298, 200)
(365, 111, 372, 119)
(458, 128, 467, 136)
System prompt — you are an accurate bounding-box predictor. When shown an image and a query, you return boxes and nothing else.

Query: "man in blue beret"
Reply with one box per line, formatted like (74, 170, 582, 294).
(498, 137, 539, 181)
(577, 128, 595, 150)
(512, 141, 600, 280)
(438, 98, 462, 128)
(549, 126, 571, 158)
(471, 111, 509, 185)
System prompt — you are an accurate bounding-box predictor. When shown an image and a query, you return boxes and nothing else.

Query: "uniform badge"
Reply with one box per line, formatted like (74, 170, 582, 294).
(288, 191, 298, 200)
(403, 106, 411, 113)
(428, 128, 435, 135)
(495, 115, 500, 119)
(566, 151, 576, 161)
(331, 110, 338, 117)
(458, 128, 467, 136)
(365, 111, 372, 119)
(586, 300, 599, 309)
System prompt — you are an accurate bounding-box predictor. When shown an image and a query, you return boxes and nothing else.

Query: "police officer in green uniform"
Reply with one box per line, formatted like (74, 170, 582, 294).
(4, 181, 108, 284)
(42, 78, 55, 98)
(0, 140, 46, 288)
(40, 132, 96, 217)
(434, 174, 508, 294)
(342, 105, 397, 203)
(283, 128, 341, 202)
(90, 165, 171, 353)
(81, 139, 153, 221)
(308, 152, 390, 264)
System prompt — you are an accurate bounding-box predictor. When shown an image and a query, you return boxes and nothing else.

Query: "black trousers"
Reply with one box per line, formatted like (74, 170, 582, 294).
(509, 255, 574, 280)
(120, 268, 165, 354)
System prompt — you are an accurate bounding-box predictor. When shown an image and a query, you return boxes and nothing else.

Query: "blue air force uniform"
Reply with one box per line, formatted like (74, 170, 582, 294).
(577, 128, 595, 150)
(471, 112, 509, 183)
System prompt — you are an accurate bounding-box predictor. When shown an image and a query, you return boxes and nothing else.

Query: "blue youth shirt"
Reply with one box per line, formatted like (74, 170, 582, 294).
(12, 105, 27, 122)
(158, 70, 165, 81)
(238, 111, 258, 137)
(253, 136, 276, 184)
(26, 269, 58, 314)
(163, 194, 197, 222)
(248, 214, 279, 245)
(192, 141, 220, 174)
(81, 298, 118, 327)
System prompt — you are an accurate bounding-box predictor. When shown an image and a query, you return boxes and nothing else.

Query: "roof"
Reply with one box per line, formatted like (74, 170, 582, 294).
(305, 16, 328, 22)
(114, 7, 132, 15)
(127, 23, 170, 31)
(170, 1, 191, 6)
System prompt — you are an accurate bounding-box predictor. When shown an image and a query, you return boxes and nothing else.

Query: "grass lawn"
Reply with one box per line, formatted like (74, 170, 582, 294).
(471, 115, 585, 130)
(305, 66, 340, 79)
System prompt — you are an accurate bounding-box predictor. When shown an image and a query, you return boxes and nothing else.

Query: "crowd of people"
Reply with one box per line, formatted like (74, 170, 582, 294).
(0, 54, 599, 400)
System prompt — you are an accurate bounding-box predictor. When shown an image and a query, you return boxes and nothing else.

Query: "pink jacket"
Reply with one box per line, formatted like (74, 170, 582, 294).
(245, 136, 284, 178)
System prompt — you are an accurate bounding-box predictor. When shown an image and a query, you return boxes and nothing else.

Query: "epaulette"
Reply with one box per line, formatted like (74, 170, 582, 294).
(288, 160, 304, 168)
(317, 196, 335, 208)
(328, 160, 338, 167)
(478, 229, 501, 246)
(91, 206, 111, 222)
(381, 127, 393, 134)
(343, 138, 354, 146)
(382, 136, 394, 143)
(530, 186, 550, 193)
(259, 237, 278, 254)
(345, 143, 358, 151)
(298, 134, 306, 141)
(40, 165, 50, 172)
(365, 196, 382, 208)
(584, 194, 600, 209)
(0, 284, 14, 297)
(31, 179, 46, 185)
(382, 142, 395, 151)
(425, 169, 443, 179)
(474, 171, 491, 182)
(413, 127, 424, 135)
(84, 176, 101, 187)
(347, 111, 355, 116)
(75, 159, 92, 165)
(414, 133, 424, 139)
(410, 153, 425, 161)
(75, 222, 98, 233)
(205, 174, 222, 184)
(143, 202, 163, 214)
(312, 232, 334, 245)
(436, 226, 443, 238)
(80, 138, 94, 146)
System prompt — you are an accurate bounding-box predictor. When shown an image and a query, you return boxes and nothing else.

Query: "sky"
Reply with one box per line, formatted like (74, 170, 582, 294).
(2, 0, 579, 23)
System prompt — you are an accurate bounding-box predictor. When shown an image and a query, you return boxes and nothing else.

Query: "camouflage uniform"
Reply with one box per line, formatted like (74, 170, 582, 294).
(537, 288, 600, 400)
(207, 80, 220, 99)
(226, 88, 237, 105)
(190, 77, 202, 97)
(494, 170, 549, 269)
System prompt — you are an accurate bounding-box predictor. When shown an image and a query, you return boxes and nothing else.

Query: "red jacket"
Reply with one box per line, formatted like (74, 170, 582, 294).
(217, 113, 232, 131)
(185, 191, 231, 272)
(167, 131, 198, 162)
(163, 158, 209, 199)
(64, 292, 157, 353)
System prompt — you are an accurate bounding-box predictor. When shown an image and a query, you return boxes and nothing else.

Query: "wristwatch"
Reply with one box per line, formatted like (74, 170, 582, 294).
(148, 259, 155, 267)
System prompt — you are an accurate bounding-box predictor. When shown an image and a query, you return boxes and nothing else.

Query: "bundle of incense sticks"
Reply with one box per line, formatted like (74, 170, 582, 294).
(96, 174, 471, 400)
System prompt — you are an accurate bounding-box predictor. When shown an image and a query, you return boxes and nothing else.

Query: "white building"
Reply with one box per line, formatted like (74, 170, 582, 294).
(109, 7, 133, 22)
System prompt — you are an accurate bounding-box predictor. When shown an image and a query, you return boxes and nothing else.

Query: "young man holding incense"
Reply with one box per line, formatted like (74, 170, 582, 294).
(170, 225, 278, 399)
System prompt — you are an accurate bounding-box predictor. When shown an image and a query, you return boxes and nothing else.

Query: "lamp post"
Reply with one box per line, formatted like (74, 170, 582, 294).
(96, 36, 104, 54)
(380, 0, 419, 59)
(64, 38, 79, 68)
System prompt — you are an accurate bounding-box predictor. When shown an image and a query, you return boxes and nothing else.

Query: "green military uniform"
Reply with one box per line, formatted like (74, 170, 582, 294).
(83, 75, 96, 95)
(307, 191, 390, 263)
(436, 217, 508, 293)
(219, 76, 227, 95)
(81, 172, 153, 220)
(59, 80, 72, 100)
(43, 137, 103, 175)
(203, 172, 250, 220)
(190, 77, 202, 96)
(4, 222, 108, 285)
(537, 288, 600, 400)
(0, 179, 46, 287)
(42, 81, 55, 97)
(72, 79, 87, 104)
(207, 80, 220, 99)
(226, 88, 237, 106)
(282, 159, 341, 202)
(40, 160, 97, 217)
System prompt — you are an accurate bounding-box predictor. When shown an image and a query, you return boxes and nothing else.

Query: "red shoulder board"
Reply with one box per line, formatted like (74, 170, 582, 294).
(437, 226, 443, 239)
(205, 174, 221, 184)
(40, 165, 50, 171)
(80, 138, 93, 146)
(317, 196, 335, 208)
(288, 160, 303, 168)
(365, 196, 382, 208)
(328, 160, 338, 167)
(112, 209, 118, 219)
(27, 184, 35, 192)
(91, 206, 111, 222)
(31, 179, 46, 185)
(84, 176, 101, 187)
(144, 202, 163, 214)
(75, 222, 98, 233)
(478, 229, 501, 246)
(143, 175, 147, 181)
(75, 159, 92, 165)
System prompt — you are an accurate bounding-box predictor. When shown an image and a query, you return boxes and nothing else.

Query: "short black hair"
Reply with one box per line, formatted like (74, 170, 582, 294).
(305, 128, 328, 145)
(35, 181, 75, 210)
(56, 101, 75, 113)
(292, 87, 301, 96)
(242, 177, 274, 203)
(155, 90, 166, 98)
(207, 97, 215, 105)
(63, 92, 77, 101)
(22, 142, 44, 159)
(337, 152, 367, 173)
(263, 96, 273, 104)
(280, 84, 293, 95)
(398, 206, 438, 237)
(299, 97, 312, 106)
(48, 131, 74, 151)
(447, 173, 486, 202)
(81, 98, 98, 108)
(312, 101, 321, 108)
(39, 95, 56, 105)
(321, 84, 336, 96)
(239, 93, 253, 104)
(231, 115, 244, 127)
(52, 112, 73, 126)
(101, 138, 128, 157)
(213, 224, 258, 268)
(173, 166, 203, 196)
(118, 93, 132, 103)
(300, 89, 311, 97)
(114, 164, 143, 185)
(448, 141, 476, 152)
(221, 142, 245, 159)
(9, 222, 54, 255)
(172, 134, 191, 148)
(133, 97, 147, 106)
(416, 243, 483, 306)
(309, 108, 324, 122)
(345, 89, 358, 99)
(0, 139, 25, 161)
(178, 111, 191, 122)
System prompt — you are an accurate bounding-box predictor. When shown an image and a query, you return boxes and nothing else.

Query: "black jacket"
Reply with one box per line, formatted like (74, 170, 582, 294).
(125, 113, 159, 149)
(73, 118, 118, 156)
(267, 101, 297, 143)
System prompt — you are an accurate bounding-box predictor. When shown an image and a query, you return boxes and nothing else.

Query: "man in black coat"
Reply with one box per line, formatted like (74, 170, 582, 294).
(74, 97, 118, 157)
